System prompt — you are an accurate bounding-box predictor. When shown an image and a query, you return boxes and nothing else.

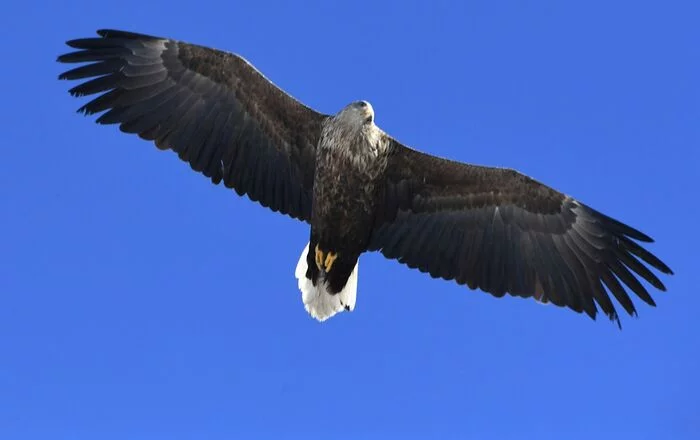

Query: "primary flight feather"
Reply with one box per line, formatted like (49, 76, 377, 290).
(57, 29, 673, 326)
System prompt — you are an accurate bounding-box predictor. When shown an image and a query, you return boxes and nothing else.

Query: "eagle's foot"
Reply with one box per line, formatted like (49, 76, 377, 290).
(314, 244, 338, 272)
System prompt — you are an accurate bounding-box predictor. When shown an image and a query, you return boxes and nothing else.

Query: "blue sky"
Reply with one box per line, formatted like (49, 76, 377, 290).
(2, 0, 699, 438)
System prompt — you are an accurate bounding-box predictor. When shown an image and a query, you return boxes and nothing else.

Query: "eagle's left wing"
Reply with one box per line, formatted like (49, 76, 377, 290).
(370, 136, 673, 325)
(58, 29, 328, 222)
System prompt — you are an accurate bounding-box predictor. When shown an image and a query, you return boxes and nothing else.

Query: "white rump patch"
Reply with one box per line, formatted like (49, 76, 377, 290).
(294, 242, 358, 322)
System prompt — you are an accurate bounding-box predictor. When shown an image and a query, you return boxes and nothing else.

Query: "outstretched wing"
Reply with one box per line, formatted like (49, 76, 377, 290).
(370, 136, 673, 326)
(58, 29, 329, 222)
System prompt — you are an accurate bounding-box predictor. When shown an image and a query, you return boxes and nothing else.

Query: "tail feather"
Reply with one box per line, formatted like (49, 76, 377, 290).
(294, 242, 358, 321)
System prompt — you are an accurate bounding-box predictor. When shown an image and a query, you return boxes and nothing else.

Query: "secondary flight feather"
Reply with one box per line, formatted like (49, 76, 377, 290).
(57, 29, 673, 326)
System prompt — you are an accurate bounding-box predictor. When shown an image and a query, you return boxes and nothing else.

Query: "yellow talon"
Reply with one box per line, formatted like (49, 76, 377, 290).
(315, 244, 324, 271)
(324, 252, 338, 272)
(314, 244, 339, 272)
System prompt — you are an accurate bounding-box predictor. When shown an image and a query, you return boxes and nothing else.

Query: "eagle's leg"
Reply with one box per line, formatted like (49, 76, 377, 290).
(314, 244, 338, 272)
(314, 245, 324, 270)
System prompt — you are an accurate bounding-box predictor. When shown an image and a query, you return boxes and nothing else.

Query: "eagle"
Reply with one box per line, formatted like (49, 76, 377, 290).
(57, 29, 673, 326)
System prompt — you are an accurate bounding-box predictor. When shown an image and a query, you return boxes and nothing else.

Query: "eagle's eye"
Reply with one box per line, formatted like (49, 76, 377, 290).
(365, 116, 373, 123)
(357, 101, 367, 108)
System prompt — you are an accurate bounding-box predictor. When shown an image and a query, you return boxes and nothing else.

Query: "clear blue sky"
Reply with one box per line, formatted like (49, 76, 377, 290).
(2, 1, 698, 438)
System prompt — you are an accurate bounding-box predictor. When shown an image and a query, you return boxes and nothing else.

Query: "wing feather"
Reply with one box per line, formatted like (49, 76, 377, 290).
(58, 29, 329, 222)
(370, 136, 673, 326)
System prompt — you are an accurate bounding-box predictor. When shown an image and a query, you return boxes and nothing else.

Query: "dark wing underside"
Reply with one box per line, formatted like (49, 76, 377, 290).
(370, 136, 673, 326)
(58, 29, 328, 222)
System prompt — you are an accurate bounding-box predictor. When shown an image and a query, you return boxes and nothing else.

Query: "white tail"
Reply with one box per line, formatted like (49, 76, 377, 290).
(294, 242, 358, 321)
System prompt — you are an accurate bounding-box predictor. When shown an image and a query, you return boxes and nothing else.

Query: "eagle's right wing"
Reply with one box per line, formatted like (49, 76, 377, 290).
(58, 29, 329, 223)
(370, 135, 672, 325)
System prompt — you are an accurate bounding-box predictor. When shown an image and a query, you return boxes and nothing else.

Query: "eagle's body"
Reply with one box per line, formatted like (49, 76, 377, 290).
(58, 29, 674, 326)
(301, 101, 389, 318)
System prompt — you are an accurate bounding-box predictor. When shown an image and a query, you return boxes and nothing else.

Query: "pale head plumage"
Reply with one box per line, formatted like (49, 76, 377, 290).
(336, 100, 375, 129)
(317, 99, 387, 172)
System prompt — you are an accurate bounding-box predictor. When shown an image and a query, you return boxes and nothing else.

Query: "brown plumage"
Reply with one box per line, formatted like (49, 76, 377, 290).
(58, 29, 324, 221)
(371, 138, 672, 325)
(57, 29, 673, 325)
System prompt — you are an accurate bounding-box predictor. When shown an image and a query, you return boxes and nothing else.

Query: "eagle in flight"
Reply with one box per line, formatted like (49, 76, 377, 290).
(57, 29, 673, 326)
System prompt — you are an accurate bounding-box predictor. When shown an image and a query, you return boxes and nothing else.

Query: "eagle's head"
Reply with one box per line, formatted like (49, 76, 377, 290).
(323, 100, 384, 158)
(337, 100, 375, 128)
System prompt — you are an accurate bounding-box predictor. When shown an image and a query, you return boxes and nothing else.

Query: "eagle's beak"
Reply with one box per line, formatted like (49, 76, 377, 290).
(363, 107, 375, 124)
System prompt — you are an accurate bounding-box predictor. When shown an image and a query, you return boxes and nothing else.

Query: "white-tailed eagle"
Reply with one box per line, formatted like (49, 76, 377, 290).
(57, 29, 673, 326)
